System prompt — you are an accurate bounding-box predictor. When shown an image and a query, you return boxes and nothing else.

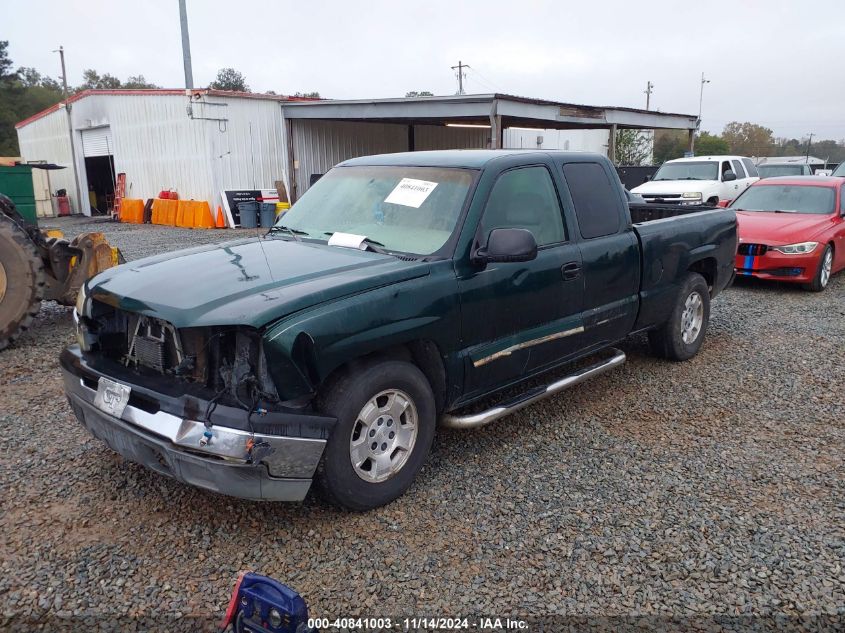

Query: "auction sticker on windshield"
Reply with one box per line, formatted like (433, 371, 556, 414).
(384, 178, 438, 208)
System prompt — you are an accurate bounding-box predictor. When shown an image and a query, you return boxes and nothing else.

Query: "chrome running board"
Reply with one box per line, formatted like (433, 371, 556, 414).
(439, 348, 626, 429)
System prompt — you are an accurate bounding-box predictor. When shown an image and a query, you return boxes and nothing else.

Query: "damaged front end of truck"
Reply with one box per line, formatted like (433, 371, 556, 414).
(62, 291, 333, 501)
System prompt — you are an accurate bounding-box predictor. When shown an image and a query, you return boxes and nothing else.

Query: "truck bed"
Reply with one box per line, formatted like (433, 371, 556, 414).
(630, 206, 737, 332)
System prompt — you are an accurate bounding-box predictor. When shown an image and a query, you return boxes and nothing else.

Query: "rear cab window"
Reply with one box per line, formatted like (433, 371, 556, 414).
(561, 162, 623, 239)
(731, 160, 747, 178)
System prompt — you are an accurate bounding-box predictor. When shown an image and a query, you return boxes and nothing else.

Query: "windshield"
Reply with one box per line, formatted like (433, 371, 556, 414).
(652, 161, 718, 181)
(758, 165, 806, 177)
(275, 165, 476, 256)
(729, 184, 835, 214)
(832, 163, 845, 177)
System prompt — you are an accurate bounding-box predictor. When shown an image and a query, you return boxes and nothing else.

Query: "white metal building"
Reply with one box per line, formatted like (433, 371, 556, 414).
(17, 90, 697, 214)
(16, 89, 295, 215)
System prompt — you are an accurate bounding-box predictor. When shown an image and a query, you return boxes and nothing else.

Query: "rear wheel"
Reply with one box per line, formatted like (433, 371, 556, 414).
(0, 217, 45, 351)
(805, 245, 833, 292)
(316, 359, 436, 511)
(648, 272, 710, 361)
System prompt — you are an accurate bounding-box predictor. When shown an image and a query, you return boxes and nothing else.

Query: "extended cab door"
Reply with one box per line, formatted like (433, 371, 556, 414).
(559, 160, 640, 350)
(457, 163, 584, 399)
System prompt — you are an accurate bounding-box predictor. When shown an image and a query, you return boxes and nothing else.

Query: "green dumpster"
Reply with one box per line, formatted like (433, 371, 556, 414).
(0, 165, 37, 225)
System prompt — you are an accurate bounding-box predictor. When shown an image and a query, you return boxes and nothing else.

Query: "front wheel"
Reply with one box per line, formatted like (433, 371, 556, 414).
(804, 245, 833, 292)
(648, 272, 711, 361)
(316, 359, 436, 511)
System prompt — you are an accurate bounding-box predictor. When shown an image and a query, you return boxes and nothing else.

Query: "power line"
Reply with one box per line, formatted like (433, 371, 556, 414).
(467, 66, 501, 93)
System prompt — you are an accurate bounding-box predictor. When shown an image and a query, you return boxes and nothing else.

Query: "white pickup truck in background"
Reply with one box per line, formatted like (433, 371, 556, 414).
(632, 155, 759, 205)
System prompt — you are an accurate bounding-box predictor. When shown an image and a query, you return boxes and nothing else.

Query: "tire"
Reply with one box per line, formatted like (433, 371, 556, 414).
(0, 217, 46, 352)
(707, 196, 719, 206)
(804, 245, 833, 292)
(648, 272, 710, 361)
(316, 359, 436, 511)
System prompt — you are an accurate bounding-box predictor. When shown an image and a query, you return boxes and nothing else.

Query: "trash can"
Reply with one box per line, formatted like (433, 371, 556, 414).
(259, 202, 277, 228)
(237, 201, 259, 228)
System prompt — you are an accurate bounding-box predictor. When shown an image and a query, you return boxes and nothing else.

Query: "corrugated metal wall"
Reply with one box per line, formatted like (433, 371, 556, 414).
(413, 124, 489, 150)
(288, 121, 490, 197)
(289, 120, 409, 197)
(16, 109, 78, 212)
(209, 97, 288, 201)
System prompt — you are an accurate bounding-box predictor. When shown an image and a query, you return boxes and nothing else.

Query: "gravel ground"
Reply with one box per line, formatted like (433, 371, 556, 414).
(1, 217, 843, 630)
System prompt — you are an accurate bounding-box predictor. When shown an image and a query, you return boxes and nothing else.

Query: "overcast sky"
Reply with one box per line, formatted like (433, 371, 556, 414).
(3, 0, 842, 140)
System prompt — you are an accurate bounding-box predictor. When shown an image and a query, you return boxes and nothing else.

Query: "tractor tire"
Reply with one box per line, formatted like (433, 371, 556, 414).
(0, 216, 46, 351)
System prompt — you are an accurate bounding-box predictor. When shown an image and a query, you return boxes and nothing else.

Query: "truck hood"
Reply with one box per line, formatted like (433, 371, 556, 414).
(87, 237, 430, 329)
(735, 211, 833, 244)
(631, 179, 719, 195)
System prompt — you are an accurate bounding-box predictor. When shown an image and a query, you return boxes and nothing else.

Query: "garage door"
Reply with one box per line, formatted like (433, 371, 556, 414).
(81, 127, 113, 157)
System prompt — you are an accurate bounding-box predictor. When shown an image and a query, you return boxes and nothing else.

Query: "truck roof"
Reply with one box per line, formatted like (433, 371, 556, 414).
(340, 149, 608, 169)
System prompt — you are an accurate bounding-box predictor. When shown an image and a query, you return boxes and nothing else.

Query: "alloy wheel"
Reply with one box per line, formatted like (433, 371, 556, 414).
(349, 389, 418, 483)
(680, 291, 704, 344)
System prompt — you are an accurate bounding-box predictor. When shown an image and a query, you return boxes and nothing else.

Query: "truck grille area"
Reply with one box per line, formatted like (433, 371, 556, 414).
(80, 300, 281, 404)
(642, 193, 682, 203)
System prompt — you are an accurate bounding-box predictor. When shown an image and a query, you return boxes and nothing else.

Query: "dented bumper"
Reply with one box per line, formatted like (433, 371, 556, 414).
(61, 346, 330, 501)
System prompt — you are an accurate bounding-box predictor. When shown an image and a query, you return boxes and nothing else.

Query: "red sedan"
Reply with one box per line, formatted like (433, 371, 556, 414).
(728, 176, 845, 291)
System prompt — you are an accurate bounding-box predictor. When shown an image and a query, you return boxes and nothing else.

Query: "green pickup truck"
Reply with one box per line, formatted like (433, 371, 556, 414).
(63, 150, 737, 510)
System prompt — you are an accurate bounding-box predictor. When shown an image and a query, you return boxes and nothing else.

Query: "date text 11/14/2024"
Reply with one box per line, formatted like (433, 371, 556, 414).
(306, 616, 529, 630)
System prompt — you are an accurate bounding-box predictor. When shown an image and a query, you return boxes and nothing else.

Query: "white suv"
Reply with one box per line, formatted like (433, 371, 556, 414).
(632, 155, 759, 205)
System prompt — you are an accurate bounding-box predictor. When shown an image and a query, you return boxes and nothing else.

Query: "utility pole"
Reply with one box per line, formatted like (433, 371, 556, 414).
(698, 72, 710, 128)
(451, 61, 469, 95)
(644, 81, 654, 110)
(178, 0, 194, 89)
(54, 45, 83, 215)
(805, 133, 814, 162)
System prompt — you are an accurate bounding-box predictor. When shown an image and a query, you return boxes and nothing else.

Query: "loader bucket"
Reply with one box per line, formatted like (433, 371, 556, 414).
(43, 231, 124, 305)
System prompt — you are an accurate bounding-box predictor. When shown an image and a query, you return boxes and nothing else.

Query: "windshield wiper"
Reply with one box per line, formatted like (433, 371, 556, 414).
(773, 209, 798, 214)
(266, 225, 308, 241)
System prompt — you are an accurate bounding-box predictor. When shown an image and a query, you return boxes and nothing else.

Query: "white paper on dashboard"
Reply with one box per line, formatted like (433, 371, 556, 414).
(327, 232, 368, 249)
(384, 178, 438, 208)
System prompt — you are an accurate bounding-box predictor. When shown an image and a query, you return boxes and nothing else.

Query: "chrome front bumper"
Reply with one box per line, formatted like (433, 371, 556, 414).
(61, 349, 327, 502)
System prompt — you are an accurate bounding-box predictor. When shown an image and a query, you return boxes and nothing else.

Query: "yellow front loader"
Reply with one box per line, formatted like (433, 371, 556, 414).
(0, 193, 123, 351)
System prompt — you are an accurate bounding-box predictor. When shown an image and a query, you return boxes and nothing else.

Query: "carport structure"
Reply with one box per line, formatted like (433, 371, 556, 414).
(281, 93, 698, 201)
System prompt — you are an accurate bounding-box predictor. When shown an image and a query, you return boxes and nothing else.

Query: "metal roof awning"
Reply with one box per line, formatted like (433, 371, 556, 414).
(280, 93, 699, 131)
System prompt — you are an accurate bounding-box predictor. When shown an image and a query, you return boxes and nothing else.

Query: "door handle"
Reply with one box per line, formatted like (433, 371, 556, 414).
(562, 261, 581, 280)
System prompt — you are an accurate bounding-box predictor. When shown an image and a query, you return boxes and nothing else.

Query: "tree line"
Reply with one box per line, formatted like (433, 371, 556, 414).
(653, 122, 845, 165)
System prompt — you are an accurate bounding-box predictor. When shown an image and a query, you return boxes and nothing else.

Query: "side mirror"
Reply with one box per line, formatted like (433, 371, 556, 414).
(645, 175, 653, 181)
(723, 171, 737, 182)
(717, 199, 730, 208)
(474, 228, 537, 264)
